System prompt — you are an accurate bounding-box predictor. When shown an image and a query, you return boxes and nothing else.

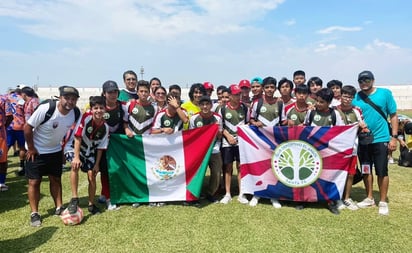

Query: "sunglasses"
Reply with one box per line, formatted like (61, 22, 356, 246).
(358, 78, 372, 84)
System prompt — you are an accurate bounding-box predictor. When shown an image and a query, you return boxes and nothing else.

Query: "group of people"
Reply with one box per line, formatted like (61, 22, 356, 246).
(0, 69, 399, 227)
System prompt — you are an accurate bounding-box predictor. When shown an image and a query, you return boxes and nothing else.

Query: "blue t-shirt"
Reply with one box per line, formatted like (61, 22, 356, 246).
(352, 87, 397, 143)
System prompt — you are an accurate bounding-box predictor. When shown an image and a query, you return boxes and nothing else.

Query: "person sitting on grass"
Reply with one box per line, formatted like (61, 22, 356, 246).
(67, 96, 109, 215)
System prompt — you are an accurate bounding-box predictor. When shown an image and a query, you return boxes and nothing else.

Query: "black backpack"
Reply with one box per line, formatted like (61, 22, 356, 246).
(307, 108, 337, 126)
(253, 98, 284, 125)
(35, 99, 81, 125)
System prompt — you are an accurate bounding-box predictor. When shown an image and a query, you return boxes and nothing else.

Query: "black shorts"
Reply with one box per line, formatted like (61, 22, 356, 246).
(358, 142, 389, 177)
(221, 146, 240, 165)
(26, 151, 63, 179)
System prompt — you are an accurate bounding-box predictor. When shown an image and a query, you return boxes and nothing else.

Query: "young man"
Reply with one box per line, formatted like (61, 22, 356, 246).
(152, 94, 188, 135)
(118, 70, 139, 102)
(304, 88, 344, 215)
(219, 85, 249, 204)
(352, 70, 398, 216)
(250, 77, 263, 102)
(278, 78, 295, 106)
(181, 83, 206, 129)
(68, 96, 109, 215)
(203, 82, 214, 98)
(238, 79, 252, 107)
(123, 81, 156, 136)
(285, 84, 310, 126)
(24, 86, 80, 226)
(0, 95, 13, 191)
(292, 70, 306, 86)
(189, 96, 223, 202)
(327, 80, 343, 107)
(335, 85, 367, 211)
(248, 76, 285, 207)
(306, 76, 323, 107)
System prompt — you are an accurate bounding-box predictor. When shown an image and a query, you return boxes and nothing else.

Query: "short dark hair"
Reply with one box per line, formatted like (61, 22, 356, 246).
(149, 77, 162, 86)
(277, 77, 293, 90)
(216, 85, 227, 93)
(21, 86, 36, 97)
(327, 80, 343, 89)
(341, 85, 357, 96)
(123, 70, 137, 81)
(169, 84, 181, 93)
(295, 84, 309, 94)
(262, 76, 277, 87)
(316, 88, 334, 103)
(137, 80, 150, 90)
(293, 70, 306, 78)
(89, 96, 106, 108)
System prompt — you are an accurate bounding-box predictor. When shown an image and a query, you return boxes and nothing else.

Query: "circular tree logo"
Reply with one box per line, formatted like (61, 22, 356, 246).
(272, 140, 322, 188)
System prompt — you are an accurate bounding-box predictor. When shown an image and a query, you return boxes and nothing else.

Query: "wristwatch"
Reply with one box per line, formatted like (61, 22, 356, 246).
(392, 134, 398, 138)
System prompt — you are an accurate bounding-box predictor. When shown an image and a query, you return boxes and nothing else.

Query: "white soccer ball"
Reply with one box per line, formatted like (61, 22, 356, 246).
(60, 207, 84, 225)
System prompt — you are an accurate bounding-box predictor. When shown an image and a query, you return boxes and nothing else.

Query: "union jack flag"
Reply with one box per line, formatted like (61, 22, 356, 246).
(238, 125, 358, 202)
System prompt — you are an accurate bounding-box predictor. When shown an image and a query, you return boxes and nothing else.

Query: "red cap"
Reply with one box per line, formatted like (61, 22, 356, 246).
(229, 84, 242, 95)
(238, 79, 251, 88)
(203, 82, 214, 91)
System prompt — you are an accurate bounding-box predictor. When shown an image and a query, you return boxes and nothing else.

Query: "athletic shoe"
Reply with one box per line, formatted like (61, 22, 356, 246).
(98, 195, 107, 204)
(357, 197, 375, 208)
(336, 200, 345, 210)
(249, 196, 259, 207)
(132, 203, 141, 208)
(54, 206, 65, 216)
(148, 202, 157, 207)
(343, 198, 359, 211)
(220, 195, 232, 204)
(237, 194, 249, 204)
(388, 157, 395, 164)
(67, 198, 79, 214)
(328, 201, 340, 215)
(30, 213, 42, 227)
(378, 201, 389, 216)
(88, 204, 101, 215)
(270, 198, 282, 209)
(106, 200, 120, 211)
(0, 184, 9, 192)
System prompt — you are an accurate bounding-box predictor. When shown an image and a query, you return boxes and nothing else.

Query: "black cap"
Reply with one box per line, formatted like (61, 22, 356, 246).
(102, 80, 119, 92)
(59, 86, 79, 97)
(358, 70, 375, 81)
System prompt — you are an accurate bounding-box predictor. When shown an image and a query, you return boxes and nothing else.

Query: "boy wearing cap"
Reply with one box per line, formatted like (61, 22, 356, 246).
(203, 82, 214, 98)
(189, 96, 223, 202)
(99, 80, 125, 211)
(24, 86, 81, 226)
(352, 70, 398, 216)
(248, 76, 285, 208)
(219, 85, 249, 204)
(238, 79, 252, 107)
(250, 77, 263, 101)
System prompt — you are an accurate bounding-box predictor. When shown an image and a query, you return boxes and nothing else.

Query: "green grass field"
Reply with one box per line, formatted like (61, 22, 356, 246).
(2, 126, 412, 252)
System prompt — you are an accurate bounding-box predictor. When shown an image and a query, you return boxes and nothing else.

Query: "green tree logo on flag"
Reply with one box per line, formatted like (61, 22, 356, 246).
(271, 140, 322, 188)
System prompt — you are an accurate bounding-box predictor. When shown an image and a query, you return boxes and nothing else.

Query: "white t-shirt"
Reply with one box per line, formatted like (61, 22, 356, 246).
(26, 101, 79, 154)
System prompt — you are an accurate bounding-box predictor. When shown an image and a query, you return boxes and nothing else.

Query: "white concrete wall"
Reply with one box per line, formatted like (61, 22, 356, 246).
(35, 85, 412, 110)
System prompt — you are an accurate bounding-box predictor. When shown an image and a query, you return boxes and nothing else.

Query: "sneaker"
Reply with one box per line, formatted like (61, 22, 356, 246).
(54, 206, 65, 216)
(67, 198, 79, 214)
(249, 196, 259, 207)
(0, 184, 9, 192)
(30, 213, 42, 227)
(98, 195, 106, 204)
(15, 168, 25, 176)
(106, 200, 120, 211)
(148, 202, 157, 207)
(270, 198, 282, 209)
(237, 194, 249, 204)
(88, 204, 100, 215)
(220, 194, 232, 204)
(378, 201, 389, 215)
(388, 157, 395, 164)
(295, 203, 305, 210)
(357, 197, 375, 208)
(343, 198, 359, 211)
(336, 200, 345, 210)
(132, 203, 141, 208)
(328, 201, 340, 215)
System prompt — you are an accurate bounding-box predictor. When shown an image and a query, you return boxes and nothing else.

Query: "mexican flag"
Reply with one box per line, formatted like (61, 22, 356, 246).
(239, 125, 358, 202)
(107, 125, 218, 204)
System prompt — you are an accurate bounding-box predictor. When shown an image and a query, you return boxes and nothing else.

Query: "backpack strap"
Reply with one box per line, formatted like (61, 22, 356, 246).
(254, 98, 263, 120)
(40, 100, 57, 125)
(278, 100, 283, 126)
(308, 108, 336, 126)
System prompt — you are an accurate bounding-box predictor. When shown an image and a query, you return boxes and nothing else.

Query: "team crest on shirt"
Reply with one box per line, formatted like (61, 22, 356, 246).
(164, 120, 171, 127)
(151, 155, 179, 180)
(260, 106, 267, 113)
(196, 122, 203, 127)
(103, 113, 110, 120)
(225, 113, 232, 119)
(132, 107, 139, 114)
(53, 122, 58, 128)
(87, 126, 93, 134)
(313, 114, 321, 122)
(290, 114, 298, 121)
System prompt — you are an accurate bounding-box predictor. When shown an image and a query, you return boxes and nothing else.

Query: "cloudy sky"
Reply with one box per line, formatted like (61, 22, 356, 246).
(1, 0, 411, 94)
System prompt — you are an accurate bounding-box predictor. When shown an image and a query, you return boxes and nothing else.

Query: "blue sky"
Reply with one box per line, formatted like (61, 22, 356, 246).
(1, 0, 411, 94)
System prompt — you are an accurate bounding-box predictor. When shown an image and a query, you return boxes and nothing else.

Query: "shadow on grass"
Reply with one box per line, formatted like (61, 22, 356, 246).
(0, 226, 58, 252)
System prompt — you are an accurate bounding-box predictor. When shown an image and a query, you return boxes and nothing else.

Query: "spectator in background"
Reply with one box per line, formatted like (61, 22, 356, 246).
(0, 94, 13, 191)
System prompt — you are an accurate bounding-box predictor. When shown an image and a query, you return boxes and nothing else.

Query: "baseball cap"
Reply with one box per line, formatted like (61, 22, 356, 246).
(358, 71, 375, 81)
(199, 95, 212, 104)
(238, 79, 251, 89)
(102, 80, 119, 92)
(250, 77, 263, 85)
(203, 82, 214, 91)
(59, 86, 79, 98)
(229, 84, 242, 95)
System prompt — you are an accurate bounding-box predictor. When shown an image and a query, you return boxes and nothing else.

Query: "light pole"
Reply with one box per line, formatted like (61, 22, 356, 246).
(140, 66, 144, 80)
